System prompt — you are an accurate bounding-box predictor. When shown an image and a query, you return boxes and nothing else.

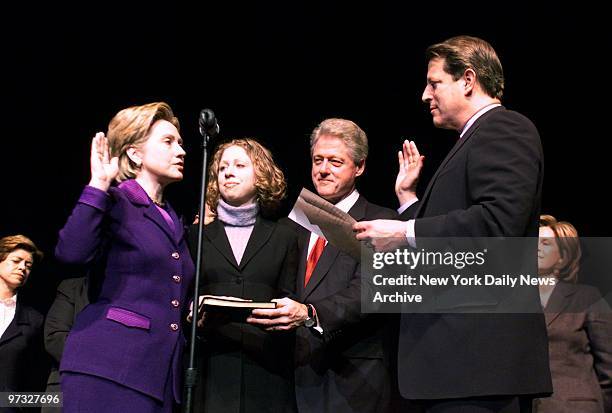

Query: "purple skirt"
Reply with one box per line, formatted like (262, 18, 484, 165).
(61, 372, 176, 413)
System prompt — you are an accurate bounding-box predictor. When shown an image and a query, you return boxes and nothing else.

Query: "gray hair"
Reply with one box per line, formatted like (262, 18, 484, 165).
(310, 118, 368, 164)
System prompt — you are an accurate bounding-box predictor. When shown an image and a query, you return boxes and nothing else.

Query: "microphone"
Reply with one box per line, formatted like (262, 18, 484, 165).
(199, 108, 220, 138)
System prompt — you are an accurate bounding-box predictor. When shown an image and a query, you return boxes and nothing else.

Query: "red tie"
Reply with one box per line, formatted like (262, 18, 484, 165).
(304, 237, 326, 287)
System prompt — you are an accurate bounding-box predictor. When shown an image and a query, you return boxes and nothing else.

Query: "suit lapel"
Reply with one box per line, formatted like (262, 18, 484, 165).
(239, 217, 274, 271)
(0, 301, 29, 346)
(118, 179, 178, 246)
(166, 202, 185, 245)
(301, 196, 367, 300)
(0, 319, 21, 346)
(203, 218, 275, 271)
(416, 106, 504, 218)
(302, 245, 341, 300)
(544, 281, 576, 326)
(347, 195, 367, 222)
(295, 225, 311, 299)
(203, 219, 239, 269)
(143, 206, 178, 246)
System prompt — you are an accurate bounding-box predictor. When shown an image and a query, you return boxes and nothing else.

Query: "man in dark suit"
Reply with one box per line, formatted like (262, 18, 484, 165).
(248, 118, 398, 412)
(354, 36, 552, 412)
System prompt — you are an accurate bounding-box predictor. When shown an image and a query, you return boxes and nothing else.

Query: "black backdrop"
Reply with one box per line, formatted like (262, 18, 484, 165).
(3, 2, 609, 311)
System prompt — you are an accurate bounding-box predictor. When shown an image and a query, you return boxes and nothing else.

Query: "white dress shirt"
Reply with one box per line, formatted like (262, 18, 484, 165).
(0, 293, 17, 338)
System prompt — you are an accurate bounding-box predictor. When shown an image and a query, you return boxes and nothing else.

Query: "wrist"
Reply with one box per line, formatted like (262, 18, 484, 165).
(301, 304, 309, 322)
(88, 178, 111, 192)
(396, 190, 417, 206)
(303, 304, 316, 328)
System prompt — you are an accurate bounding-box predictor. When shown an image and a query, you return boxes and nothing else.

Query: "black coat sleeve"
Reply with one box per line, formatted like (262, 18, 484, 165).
(44, 279, 84, 363)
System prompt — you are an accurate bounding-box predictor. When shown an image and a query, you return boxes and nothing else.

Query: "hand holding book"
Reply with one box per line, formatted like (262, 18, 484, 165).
(187, 295, 277, 326)
(247, 297, 309, 331)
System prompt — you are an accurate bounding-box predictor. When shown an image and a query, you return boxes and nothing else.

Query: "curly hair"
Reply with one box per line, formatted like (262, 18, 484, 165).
(206, 138, 286, 216)
(107, 102, 180, 182)
(0, 234, 43, 264)
(539, 214, 581, 283)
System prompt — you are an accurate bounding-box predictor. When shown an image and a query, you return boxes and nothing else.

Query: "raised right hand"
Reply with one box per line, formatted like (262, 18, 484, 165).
(395, 140, 424, 205)
(88, 132, 119, 191)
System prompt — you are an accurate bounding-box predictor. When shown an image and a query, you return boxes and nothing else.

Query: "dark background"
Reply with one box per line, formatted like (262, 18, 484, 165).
(3, 2, 609, 311)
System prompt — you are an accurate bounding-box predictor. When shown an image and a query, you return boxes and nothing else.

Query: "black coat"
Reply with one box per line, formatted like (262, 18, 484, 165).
(397, 106, 552, 399)
(191, 216, 299, 413)
(43, 277, 89, 393)
(290, 195, 399, 413)
(0, 299, 47, 394)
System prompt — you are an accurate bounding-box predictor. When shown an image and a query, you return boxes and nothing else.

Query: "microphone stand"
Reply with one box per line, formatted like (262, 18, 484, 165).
(183, 111, 217, 413)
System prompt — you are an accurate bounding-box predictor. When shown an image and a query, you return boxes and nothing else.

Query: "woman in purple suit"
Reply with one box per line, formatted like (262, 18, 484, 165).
(56, 102, 194, 412)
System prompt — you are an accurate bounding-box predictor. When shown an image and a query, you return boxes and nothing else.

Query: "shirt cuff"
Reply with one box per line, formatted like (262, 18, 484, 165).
(405, 219, 416, 248)
(397, 197, 419, 215)
(79, 185, 112, 211)
(309, 304, 323, 334)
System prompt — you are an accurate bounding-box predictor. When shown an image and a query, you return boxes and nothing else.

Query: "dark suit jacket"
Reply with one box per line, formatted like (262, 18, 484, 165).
(192, 216, 299, 413)
(534, 282, 612, 413)
(55, 180, 195, 403)
(43, 277, 89, 393)
(398, 106, 552, 399)
(0, 300, 46, 394)
(290, 194, 398, 413)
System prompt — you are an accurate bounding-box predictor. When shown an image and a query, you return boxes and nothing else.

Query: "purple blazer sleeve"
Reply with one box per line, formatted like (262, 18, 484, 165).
(55, 185, 112, 265)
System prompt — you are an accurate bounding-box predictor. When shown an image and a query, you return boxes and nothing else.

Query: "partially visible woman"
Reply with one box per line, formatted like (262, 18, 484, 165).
(535, 215, 612, 413)
(193, 138, 298, 413)
(0, 235, 46, 395)
(56, 102, 194, 413)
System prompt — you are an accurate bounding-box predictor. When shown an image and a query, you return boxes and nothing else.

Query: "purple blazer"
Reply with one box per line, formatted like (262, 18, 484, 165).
(55, 180, 194, 403)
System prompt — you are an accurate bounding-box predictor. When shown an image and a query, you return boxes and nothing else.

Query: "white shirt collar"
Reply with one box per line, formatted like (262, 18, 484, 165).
(334, 189, 360, 213)
(1, 293, 18, 338)
(460, 103, 501, 138)
(1, 293, 17, 306)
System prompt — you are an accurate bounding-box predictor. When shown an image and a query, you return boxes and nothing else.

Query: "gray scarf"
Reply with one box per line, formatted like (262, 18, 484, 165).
(217, 198, 259, 226)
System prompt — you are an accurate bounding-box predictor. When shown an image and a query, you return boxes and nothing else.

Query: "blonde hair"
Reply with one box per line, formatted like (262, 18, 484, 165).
(0, 234, 43, 264)
(206, 138, 286, 215)
(107, 102, 180, 182)
(539, 214, 581, 283)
